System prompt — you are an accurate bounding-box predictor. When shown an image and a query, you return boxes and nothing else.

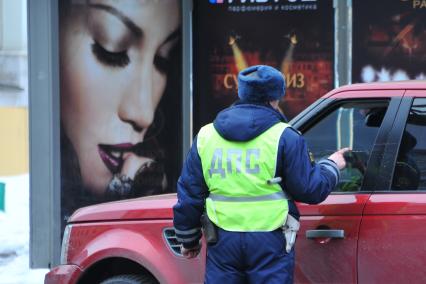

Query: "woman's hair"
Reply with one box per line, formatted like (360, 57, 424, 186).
(60, 129, 95, 230)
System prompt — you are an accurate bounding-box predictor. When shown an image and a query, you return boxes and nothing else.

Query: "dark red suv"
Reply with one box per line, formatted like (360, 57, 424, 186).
(46, 81, 426, 284)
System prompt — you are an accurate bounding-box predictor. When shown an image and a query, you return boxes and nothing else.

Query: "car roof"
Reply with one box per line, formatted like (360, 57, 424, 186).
(323, 80, 426, 99)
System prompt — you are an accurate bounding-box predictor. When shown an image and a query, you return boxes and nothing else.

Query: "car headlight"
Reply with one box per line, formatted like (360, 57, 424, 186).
(60, 224, 73, 265)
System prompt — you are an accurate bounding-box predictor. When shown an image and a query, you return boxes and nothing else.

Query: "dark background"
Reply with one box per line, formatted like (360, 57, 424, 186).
(353, 0, 426, 83)
(193, 0, 334, 133)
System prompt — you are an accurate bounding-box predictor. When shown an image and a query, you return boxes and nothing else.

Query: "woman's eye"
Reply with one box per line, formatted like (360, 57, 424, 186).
(154, 55, 170, 75)
(91, 41, 130, 68)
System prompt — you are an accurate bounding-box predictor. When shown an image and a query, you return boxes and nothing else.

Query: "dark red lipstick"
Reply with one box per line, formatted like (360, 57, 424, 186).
(98, 143, 135, 174)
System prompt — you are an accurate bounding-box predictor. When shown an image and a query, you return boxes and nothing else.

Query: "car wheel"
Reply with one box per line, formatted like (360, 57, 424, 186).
(100, 274, 158, 284)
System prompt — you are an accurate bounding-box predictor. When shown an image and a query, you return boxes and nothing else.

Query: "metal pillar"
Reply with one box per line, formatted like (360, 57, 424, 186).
(334, 0, 352, 87)
(182, 0, 193, 154)
(28, 0, 61, 268)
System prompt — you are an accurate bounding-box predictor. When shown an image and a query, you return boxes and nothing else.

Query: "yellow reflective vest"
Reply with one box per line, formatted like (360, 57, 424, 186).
(197, 122, 289, 232)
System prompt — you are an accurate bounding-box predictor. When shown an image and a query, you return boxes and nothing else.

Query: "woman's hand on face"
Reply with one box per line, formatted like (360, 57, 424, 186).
(124, 151, 167, 197)
(121, 153, 154, 180)
(106, 153, 160, 199)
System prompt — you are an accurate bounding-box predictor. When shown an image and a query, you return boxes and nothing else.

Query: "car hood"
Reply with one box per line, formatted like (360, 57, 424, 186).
(68, 193, 177, 223)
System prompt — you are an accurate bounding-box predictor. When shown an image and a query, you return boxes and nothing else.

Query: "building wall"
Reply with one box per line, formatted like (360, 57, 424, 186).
(0, 107, 28, 174)
(0, 0, 28, 176)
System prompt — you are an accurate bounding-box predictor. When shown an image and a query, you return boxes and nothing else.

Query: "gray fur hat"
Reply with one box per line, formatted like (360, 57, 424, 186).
(237, 65, 286, 102)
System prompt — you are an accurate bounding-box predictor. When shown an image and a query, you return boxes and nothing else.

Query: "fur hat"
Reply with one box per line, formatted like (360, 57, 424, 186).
(237, 65, 286, 102)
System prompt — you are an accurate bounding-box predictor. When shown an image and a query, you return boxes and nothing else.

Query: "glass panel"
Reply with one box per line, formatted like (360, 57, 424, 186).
(391, 98, 426, 191)
(303, 101, 389, 192)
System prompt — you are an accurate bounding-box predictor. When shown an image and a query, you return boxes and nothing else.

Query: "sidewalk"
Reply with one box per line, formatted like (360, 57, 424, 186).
(0, 174, 48, 284)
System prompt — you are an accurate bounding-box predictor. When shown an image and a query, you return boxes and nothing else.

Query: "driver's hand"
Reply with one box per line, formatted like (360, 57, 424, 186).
(328, 148, 351, 170)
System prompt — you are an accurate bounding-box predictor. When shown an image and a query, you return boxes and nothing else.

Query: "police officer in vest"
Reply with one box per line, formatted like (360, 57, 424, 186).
(173, 65, 348, 283)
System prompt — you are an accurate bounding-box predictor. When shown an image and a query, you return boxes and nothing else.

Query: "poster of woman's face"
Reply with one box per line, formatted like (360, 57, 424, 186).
(59, 0, 182, 226)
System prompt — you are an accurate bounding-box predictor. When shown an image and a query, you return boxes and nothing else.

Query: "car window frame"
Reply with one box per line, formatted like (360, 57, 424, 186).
(361, 96, 404, 192)
(376, 94, 426, 193)
(292, 96, 404, 194)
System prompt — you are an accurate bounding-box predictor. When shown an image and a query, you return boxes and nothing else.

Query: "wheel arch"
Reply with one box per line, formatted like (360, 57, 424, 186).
(76, 257, 157, 284)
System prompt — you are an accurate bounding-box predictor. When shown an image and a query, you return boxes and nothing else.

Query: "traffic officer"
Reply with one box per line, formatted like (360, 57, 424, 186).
(173, 65, 348, 283)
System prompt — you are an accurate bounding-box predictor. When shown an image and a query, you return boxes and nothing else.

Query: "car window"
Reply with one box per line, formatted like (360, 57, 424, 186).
(303, 100, 389, 192)
(391, 98, 426, 191)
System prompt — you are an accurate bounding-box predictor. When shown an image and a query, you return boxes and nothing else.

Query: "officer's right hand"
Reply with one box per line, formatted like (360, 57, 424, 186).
(328, 148, 351, 170)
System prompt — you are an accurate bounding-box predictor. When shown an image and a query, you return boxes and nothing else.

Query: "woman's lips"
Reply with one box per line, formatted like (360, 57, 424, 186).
(98, 143, 135, 174)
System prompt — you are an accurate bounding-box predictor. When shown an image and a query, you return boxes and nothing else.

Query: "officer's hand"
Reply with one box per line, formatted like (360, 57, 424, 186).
(328, 148, 351, 170)
(181, 241, 202, 259)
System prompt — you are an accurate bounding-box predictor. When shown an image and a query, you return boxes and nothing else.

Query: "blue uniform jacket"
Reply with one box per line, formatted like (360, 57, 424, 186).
(173, 102, 340, 248)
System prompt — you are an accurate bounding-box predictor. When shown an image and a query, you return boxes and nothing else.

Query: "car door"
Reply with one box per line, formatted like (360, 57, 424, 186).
(358, 94, 426, 283)
(291, 90, 404, 283)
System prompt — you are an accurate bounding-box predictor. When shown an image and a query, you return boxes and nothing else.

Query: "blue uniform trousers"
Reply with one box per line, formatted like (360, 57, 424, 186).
(205, 228, 295, 284)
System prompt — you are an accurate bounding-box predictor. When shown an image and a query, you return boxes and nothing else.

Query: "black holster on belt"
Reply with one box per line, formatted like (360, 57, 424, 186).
(201, 212, 218, 244)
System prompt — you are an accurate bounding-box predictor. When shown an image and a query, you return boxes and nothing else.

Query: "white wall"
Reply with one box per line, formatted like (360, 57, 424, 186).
(0, 0, 27, 51)
(0, 0, 28, 107)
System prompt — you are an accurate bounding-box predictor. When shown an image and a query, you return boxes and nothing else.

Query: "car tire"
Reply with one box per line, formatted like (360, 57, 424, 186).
(100, 274, 158, 284)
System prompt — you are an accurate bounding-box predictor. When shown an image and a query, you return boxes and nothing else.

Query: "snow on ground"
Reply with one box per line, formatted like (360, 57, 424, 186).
(0, 174, 48, 284)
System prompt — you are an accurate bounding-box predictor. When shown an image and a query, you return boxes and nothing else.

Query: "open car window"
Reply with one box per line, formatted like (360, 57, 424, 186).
(391, 98, 426, 191)
(302, 100, 389, 192)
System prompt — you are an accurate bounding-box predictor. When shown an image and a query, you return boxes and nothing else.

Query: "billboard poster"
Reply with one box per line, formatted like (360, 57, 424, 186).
(193, 0, 334, 132)
(59, 0, 182, 230)
(353, 0, 426, 83)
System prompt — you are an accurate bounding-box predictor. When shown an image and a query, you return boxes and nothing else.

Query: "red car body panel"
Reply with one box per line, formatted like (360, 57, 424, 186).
(46, 194, 206, 284)
(69, 194, 176, 222)
(45, 82, 426, 283)
(297, 194, 370, 216)
(363, 194, 426, 215)
(404, 89, 426, 98)
(326, 89, 405, 100)
(45, 264, 82, 284)
(359, 194, 426, 283)
(295, 194, 370, 283)
(323, 81, 426, 98)
(67, 220, 205, 284)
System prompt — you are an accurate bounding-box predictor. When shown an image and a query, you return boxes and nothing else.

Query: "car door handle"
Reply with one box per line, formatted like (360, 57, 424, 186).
(306, 229, 345, 239)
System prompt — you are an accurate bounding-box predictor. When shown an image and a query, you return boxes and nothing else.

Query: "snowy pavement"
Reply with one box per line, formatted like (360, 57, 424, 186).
(0, 174, 48, 284)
